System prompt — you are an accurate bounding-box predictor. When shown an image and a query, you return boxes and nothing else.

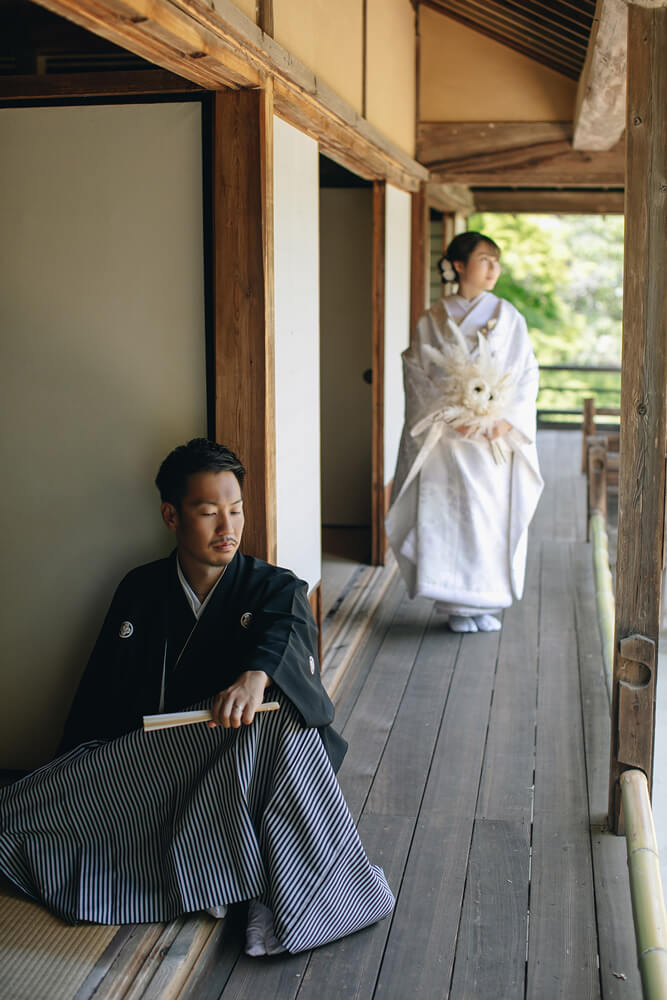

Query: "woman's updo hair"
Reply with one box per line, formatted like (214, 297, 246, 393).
(438, 231, 501, 285)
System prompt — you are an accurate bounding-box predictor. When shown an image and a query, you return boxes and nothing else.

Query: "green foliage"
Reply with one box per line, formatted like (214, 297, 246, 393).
(468, 212, 624, 421)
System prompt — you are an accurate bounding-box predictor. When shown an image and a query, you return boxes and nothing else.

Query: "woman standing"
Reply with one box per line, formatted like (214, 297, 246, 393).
(386, 231, 544, 633)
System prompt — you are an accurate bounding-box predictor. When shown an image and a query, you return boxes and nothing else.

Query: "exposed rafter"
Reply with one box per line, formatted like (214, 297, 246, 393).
(418, 0, 596, 80)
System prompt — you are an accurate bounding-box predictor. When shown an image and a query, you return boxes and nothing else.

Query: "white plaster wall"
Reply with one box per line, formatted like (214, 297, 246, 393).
(384, 184, 412, 483)
(273, 117, 322, 590)
(0, 102, 207, 768)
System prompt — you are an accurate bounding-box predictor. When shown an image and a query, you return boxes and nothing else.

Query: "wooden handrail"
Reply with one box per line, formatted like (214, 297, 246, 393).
(620, 770, 667, 998)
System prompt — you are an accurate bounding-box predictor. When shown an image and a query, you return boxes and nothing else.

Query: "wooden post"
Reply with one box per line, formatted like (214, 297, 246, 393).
(212, 83, 277, 563)
(371, 180, 386, 566)
(581, 396, 596, 473)
(442, 211, 456, 254)
(410, 182, 429, 340)
(608, 4, 667, 833)
(587, 438, 608, 539)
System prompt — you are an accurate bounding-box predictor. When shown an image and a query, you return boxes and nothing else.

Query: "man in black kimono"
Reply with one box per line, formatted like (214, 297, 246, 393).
(60, 438, 346, 771)
(1, 439, 393, 953)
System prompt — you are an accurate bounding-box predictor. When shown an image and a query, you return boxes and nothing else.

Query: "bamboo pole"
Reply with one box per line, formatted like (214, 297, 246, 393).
(590, 510, 615, 701)
(620, 769, 667, 997)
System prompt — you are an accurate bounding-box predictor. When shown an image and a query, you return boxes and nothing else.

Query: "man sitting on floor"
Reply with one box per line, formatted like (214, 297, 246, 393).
(0, 439, 394, 957)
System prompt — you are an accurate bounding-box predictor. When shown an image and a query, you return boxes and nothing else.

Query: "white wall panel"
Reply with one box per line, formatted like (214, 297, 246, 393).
(0, 102, 206, 767)
(273, 117, 322, 590)
(384, 184, 412, 483)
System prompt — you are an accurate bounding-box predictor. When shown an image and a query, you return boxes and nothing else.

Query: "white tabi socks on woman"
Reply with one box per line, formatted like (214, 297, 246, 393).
(448, 615, 478, 632)
(448, 613, 502, 633)
(474, 614, 502, 631)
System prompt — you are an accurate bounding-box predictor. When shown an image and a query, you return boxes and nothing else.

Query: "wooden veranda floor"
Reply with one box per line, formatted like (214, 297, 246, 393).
(1, 431, 641, 999)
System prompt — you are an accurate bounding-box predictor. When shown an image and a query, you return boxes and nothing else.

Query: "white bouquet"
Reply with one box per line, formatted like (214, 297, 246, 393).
(416, 317, 517, 463)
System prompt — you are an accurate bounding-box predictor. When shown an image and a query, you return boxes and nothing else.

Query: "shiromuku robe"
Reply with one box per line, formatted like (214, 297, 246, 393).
(0, 552, 394, 946)
(386, 292, 544, 613)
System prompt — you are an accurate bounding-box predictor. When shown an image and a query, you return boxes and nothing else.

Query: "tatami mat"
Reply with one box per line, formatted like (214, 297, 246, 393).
(0, 882, 120, 1000)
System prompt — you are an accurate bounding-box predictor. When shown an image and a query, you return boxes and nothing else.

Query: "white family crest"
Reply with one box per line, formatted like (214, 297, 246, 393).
(308, 655, 316, 675)
(240, 612, 253, 629)
(119, 621, 134, 639)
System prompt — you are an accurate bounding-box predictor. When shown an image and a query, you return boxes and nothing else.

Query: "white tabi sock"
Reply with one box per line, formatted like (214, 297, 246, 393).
(245, 900, 286, 957)
(474, 614, 502, 632)
(205, 904, 228, 919)
(448, 615, 478, 633)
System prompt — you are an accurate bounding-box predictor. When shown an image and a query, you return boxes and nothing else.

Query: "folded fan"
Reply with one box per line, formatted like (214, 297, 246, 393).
(143, 702, 280, 731)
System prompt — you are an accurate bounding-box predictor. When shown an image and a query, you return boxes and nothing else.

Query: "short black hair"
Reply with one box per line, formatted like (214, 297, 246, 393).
(439, 231, 501, 284)
(155, 439, 245, 509)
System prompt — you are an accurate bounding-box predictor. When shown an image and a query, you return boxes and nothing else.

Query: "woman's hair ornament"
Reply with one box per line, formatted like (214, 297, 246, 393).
(438, 257, 457, 283)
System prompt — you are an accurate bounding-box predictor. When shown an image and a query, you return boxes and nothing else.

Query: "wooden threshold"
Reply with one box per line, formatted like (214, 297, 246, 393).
(321, 551, 398, 700)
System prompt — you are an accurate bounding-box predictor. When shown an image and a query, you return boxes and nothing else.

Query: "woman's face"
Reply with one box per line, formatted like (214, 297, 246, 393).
(454, 241, 501, 297)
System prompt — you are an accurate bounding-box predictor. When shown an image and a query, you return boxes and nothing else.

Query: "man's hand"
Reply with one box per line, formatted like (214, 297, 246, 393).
(485, 419, 512, 441)
(209, 670, 271, 729)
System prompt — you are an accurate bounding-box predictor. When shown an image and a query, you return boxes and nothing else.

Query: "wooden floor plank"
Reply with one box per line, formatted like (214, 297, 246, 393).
(364, 620, 461, 817)
(449, 545, 541, 996)
(177, 912, 247, 1000)
(449, 819, 529, 1000)
(476, 543, 539, 823)
(527, 542, 600, 999)
(294, 815, 414, 1000)
(573, 544, 641, 997)
(336, 592, 433, 819)
(373, 631, 500, 998)
(332, 574, 405, 733)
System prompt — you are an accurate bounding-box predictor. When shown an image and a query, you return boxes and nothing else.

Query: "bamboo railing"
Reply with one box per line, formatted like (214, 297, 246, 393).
(620, 770, 667, 998)
(586, 434, 667, 997)
(590, 509, 614, 700)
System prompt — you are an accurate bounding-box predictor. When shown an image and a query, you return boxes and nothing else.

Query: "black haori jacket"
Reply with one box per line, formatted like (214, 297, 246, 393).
(59, 551, 347, 771)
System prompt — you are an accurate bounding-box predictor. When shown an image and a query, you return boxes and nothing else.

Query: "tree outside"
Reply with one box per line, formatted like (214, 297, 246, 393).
(468, 213, 624, 424)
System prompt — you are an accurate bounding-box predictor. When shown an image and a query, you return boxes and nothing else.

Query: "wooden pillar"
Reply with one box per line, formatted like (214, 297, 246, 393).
(608, 4, 667, 833)
(212, 83, 277, 563)
(371, 180, 386, 566)
(442, 211, 456, 254)
(410, 182, 429, 339)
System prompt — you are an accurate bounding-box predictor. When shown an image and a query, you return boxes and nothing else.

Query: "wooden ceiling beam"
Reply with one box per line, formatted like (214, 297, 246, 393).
(426, 182, 475, 213)
(472, 187, 624, 213)
(573, 0, 627, 151)
(0, 68, 202, 100)
(31, 0, 260, 88)
(29, 0, 427, 190)
(418, 121, 624, 186)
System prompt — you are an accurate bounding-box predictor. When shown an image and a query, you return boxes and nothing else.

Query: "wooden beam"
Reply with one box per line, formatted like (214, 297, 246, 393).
(608, 4, 667, 833)
(31, 0, 428, 191)
(426, 182, 475, 214)
(472, 188, 624, 214)
(0, 69, 202, 100)
(573, 0, 627, 151)
(32, 0, 260, 88)
(371, 181, 386, 566)
(418, 122, 625, 186)
(273, 80, 426, 194)
(212, 84, 277, 563)
(410, 183, 429, 337)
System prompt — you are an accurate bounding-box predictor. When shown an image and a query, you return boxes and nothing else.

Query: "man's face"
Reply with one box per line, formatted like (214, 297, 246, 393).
(161, 470, 244, 570)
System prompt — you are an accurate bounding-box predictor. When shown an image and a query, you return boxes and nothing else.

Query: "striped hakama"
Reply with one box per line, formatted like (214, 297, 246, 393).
(0, 688, 394, 954)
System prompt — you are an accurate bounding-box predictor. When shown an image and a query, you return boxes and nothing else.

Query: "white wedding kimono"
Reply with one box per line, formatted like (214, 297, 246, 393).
(386, 292, 544, 614)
